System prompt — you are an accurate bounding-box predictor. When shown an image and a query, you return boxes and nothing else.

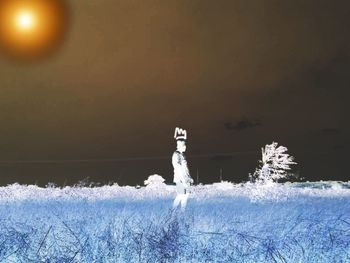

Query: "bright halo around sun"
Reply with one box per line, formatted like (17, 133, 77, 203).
(0, 0, 69, 61)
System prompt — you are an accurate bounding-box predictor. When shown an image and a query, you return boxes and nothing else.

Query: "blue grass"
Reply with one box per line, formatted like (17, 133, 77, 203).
(0, 181, 349, 262)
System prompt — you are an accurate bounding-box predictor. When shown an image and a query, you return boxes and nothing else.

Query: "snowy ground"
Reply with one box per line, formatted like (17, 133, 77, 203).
(0, 181, 350, 262)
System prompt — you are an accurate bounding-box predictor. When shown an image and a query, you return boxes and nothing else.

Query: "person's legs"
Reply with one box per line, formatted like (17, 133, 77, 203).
(173, 183, 185, 209)
(176, 183, 185, 194)
(180, 191, 189, 210)
(172, 194, 182, 208)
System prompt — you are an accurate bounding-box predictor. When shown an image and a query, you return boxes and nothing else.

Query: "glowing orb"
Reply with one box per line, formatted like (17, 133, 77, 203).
(16, 11, 36, 31)
(0, 0, 69, 61)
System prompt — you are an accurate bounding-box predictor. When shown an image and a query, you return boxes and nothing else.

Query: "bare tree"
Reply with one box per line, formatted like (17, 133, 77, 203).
(252, 142, 297, 183)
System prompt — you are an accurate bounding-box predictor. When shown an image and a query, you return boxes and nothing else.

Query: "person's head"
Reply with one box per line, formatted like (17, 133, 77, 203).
(176, 139, 186, 153)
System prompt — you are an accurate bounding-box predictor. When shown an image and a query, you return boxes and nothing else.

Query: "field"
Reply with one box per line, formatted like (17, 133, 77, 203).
(1, 181, 350, 262)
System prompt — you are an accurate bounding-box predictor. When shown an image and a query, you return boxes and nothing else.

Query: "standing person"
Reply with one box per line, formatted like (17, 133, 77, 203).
(172, 127, 194, 210)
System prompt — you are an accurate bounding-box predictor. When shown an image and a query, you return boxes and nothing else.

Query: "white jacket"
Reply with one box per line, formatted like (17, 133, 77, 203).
(172, 151, 192, 185)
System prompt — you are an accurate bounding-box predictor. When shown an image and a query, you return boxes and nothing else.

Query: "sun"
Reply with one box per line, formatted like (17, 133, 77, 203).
(16, 10, 37, 31)
(0, 0, 69, 61)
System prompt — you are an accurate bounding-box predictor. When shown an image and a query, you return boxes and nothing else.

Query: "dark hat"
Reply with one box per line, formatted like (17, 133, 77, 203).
(174, 127, 187, 141)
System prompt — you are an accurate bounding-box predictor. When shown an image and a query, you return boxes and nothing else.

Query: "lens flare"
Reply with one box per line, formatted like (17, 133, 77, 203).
(0, 0, 70, 61)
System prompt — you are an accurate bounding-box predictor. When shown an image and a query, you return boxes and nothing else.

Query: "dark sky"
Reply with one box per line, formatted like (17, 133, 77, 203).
(0, 0, 349, 186)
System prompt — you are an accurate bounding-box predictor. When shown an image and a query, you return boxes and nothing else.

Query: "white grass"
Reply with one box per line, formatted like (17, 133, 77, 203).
(0, 181, 349, 262)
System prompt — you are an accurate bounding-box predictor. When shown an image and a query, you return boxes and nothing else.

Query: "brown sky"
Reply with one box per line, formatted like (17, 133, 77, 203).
(0, 0, 349, 185)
